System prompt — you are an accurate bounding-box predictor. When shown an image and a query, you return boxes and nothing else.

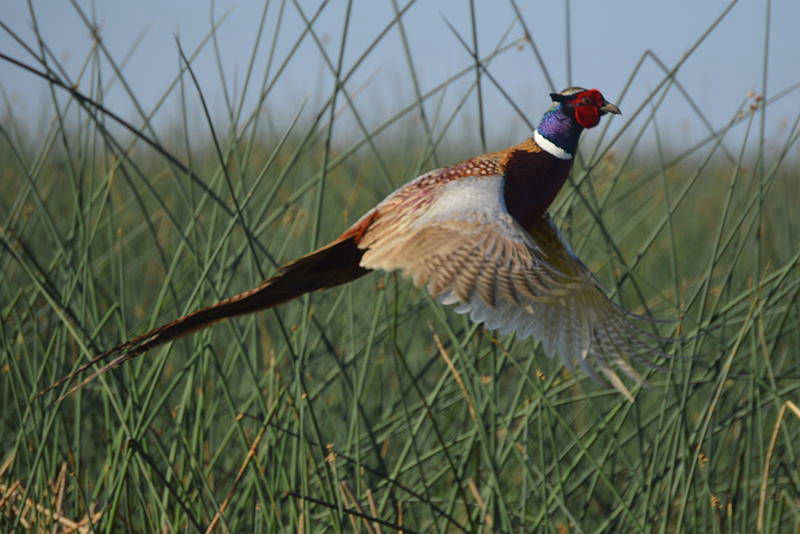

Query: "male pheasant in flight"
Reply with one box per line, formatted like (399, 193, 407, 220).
(51, 87, 672, 401)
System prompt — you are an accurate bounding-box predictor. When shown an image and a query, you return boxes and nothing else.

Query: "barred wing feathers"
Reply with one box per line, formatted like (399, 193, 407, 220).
(359, 173, 661, 400)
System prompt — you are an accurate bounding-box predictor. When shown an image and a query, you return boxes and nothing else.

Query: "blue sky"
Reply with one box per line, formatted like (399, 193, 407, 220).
(2, 1, 799, 154)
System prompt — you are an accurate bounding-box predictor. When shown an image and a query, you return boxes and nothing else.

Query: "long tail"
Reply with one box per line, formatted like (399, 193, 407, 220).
(41, 236, 369, 399)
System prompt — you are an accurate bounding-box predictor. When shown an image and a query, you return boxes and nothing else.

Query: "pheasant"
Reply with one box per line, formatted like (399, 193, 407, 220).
(50, 87, 673, 401)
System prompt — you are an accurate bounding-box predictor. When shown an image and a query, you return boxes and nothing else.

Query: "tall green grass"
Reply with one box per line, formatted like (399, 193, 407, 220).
(2, 1, 800, 532)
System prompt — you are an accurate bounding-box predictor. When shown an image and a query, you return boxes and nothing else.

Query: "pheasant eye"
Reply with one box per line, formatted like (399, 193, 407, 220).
(581, 96, 591, 105)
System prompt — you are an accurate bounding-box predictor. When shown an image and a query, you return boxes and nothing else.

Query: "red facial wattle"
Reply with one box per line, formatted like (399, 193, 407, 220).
(571, 89, 604, 129)
(574, 105, 600, 128)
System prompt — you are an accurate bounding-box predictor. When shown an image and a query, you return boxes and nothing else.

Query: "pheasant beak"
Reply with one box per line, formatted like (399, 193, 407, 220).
(599, 100, 621, 115)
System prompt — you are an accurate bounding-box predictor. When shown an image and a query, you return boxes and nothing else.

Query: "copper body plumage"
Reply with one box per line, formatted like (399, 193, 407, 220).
(50, 87, 674, 401)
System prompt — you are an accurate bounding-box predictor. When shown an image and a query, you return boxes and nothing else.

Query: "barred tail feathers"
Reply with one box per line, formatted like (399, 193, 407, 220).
(43, 236, 369, 399)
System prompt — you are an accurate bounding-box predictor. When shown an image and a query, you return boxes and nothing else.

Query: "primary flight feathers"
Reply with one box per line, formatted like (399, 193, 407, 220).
(47, 87, 678, 402)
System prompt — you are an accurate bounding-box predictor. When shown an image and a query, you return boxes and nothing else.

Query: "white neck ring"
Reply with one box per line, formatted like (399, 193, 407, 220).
(534, 129, 573, 160)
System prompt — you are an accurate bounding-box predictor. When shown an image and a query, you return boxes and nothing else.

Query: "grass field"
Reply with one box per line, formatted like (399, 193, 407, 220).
(2, 2, 800, 532)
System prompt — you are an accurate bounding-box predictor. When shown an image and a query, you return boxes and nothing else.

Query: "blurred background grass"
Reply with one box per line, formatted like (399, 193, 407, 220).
(2, 1, 800, 532)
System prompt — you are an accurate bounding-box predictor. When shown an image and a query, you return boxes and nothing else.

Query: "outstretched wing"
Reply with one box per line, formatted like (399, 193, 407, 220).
(359, 174, 667, 400)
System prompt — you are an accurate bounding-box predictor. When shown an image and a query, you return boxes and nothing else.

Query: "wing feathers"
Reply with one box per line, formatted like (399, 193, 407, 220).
(358, 174, 674, 399)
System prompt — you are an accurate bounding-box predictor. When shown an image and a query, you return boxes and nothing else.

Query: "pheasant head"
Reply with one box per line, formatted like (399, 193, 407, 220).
(534, 87, 621, 159)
